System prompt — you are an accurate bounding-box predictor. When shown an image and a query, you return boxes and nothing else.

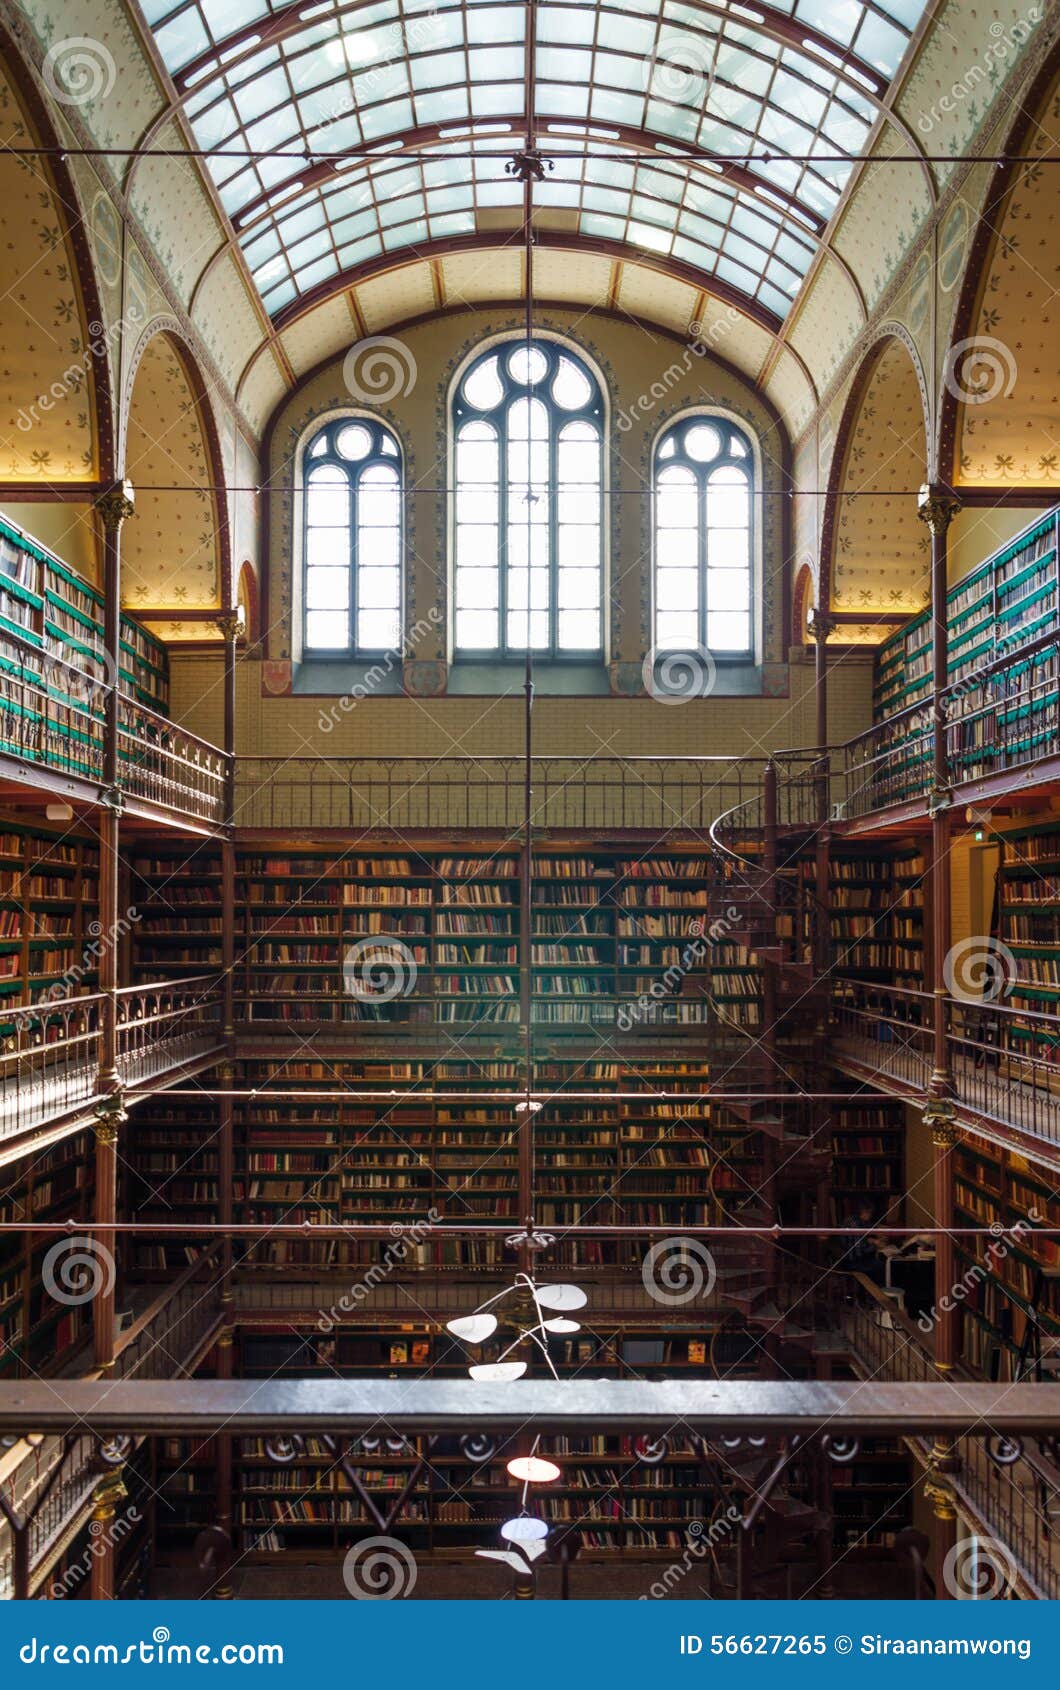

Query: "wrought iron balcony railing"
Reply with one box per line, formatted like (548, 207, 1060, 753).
(0, 980, 225, 1148)
(832, 981, 1060, 1150)
(233, 754, 811, 834)
(842, 1284, 1059, 1599)
(0, 641, 228, 829)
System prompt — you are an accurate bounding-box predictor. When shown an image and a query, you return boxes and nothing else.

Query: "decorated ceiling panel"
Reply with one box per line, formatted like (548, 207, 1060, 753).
(954, 65, 1060, 488)
(277, 291, 355, 372)
(830, 334, 929, 626)
(440, 246, 522, 302)
(832, 133, 933, 313)
(123, 332, 221, 608)
(0, 61, 100, 481)
(237, 343, 288, 431)
(357, 263, 437, 328)
(136, 0, 930, 326)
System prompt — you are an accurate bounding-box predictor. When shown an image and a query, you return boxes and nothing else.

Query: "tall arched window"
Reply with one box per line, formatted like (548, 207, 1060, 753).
(652, 416, 755, 660)
(302, 417, 402, 655)
(452, 339, 604, 658)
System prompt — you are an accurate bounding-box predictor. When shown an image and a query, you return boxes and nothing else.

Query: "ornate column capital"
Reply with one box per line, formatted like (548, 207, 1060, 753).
(92, 1468, 128, 1524)
(214, 610, 244, 644)
(94, 481, 136, 534)
(917, 483, 961, 538)
(806, 606, 835, 644)
(94, 1098, 128, 1144)
(923, 1473, 957, 1520)
(922, 1096, 959, 1147)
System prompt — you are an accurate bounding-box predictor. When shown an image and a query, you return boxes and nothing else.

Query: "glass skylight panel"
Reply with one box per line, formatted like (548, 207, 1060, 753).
(139, 0, 929, 318)
(154, 9, 209, 70)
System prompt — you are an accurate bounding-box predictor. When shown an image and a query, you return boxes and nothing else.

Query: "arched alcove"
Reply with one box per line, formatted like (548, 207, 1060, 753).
(821, 332, 931, 635)
(121, 328, 228, 614)
(941, 53, 1060, 490)
(0, 42, 112, 487)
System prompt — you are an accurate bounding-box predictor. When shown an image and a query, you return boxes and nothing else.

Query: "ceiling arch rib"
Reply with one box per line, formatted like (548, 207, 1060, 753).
(136, 0, 931, 324)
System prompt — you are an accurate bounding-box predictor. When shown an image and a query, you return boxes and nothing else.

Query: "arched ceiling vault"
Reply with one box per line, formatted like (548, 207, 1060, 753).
(132, 0, 932, 357)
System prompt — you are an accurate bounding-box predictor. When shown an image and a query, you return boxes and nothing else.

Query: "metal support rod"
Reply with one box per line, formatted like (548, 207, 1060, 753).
(918, 485, 960, 1101)
(93, 1106, 124, 1373)
(0, 1221, 1047, 1239)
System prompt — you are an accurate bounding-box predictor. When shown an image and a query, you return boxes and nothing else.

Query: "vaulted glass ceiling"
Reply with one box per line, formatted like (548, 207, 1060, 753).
(139, 0, 930, 322)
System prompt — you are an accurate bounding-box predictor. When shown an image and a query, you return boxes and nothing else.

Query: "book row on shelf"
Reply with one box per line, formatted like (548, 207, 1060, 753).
(126, 840, 754, 1029)
(123, 1053, 910, 1277)
(873, 508, 1059, 721)
(0, 515, 168, 717)
(0, 1128, 94, 1375)
(0, 814, 100, 1006)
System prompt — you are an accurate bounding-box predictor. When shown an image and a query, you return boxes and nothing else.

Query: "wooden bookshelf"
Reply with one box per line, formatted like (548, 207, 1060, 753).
(828, 1099, 905, 1226)
(0, 516, 168, 715)
(230, 842, 716, 1033)
(0, 1128, 94, 1377)
(128, 842, 224, 978)
(827, 846, 927, 991)
(212, 1053, 715, 1276)
(996, 821, 1060, 1020)
(952, 1132, 1060, 1379)
(870, 509, 1060, 803)
(0, 820, 100, 1007)
(874, 508, 1059, 720)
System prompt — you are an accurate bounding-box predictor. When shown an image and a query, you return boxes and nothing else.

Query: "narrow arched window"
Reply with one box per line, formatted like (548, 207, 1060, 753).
(302, 417, 402, 655)
(653, 416, 754, 659)
(452, 339, 604, 658)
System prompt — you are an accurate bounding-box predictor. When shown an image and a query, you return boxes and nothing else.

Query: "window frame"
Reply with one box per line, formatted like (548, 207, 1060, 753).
(651, 411, 758, 665)
(300, 414, 404, 660)
(451, 337, 606, 663)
